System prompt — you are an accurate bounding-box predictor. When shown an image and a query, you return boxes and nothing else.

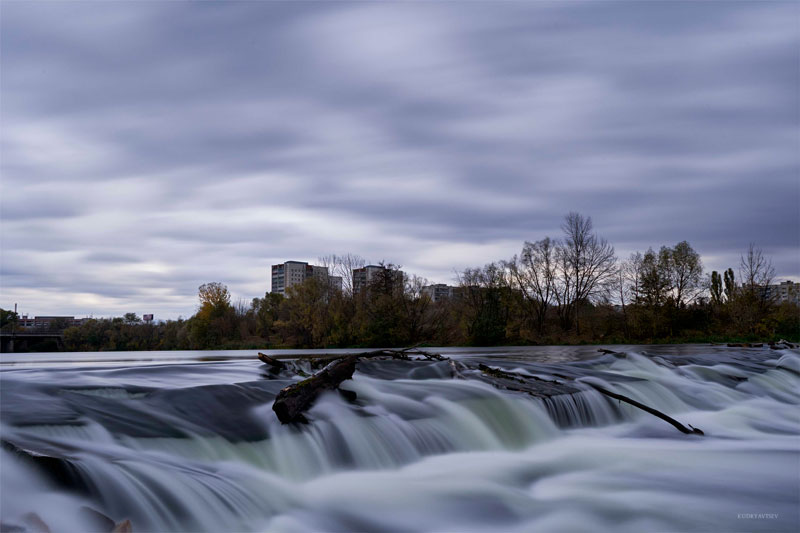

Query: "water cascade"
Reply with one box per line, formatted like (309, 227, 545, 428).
(1, 345, 798, 532)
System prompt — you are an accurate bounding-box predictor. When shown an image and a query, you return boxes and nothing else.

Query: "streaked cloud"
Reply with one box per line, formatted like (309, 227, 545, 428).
(1, 1, 797, 318)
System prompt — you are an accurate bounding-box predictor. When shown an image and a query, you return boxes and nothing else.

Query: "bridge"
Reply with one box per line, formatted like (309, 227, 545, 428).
(0, 332, 64, 352)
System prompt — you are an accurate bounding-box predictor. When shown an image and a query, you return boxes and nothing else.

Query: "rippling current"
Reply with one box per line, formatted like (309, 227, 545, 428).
(1, 345, 798, 532)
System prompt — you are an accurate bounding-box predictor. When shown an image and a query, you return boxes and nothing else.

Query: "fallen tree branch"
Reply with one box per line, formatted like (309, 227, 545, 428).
(582, 382, 704, 435)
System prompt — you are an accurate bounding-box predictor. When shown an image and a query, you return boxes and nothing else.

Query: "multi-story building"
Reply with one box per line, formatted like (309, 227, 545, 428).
(329, 275, 343, 292)
(421, 284, 458, 302)
(353, 265, 405, 295)
(764, 281, 800, 305)
(271, 261, 341, 296)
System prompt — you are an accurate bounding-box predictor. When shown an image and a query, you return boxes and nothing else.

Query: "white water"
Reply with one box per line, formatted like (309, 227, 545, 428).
(1, 346, 798, 532)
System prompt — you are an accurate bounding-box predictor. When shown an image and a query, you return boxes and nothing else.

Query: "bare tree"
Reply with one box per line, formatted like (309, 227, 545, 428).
(402, 274, 435, 343)
(613, 252, 644, 337)
(557, 212, 617, 335)
(505, 237, 558, 334)
(739, 243, 776, 293)
(732, 243, 776, 334)
(319, 253, 365, 297)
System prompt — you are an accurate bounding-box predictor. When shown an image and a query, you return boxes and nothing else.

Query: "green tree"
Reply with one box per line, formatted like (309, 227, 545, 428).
(724, 268, 736, 302)
(710, 271, 723, 306)
(123, 312, 142, 325)
(0, 308, 19, 330)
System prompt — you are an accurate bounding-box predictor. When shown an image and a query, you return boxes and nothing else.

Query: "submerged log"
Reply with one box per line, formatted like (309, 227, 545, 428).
(597, 348, 625, 356)
(257, 352, 285, 370)
(272, 355, 358, 424)
(727, 343, 764, 348)
(475, 364, 580, 398)
(582, 382, 704, 435)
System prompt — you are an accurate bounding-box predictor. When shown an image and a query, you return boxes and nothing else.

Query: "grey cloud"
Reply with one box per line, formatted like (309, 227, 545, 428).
(1, 1, 797, 318)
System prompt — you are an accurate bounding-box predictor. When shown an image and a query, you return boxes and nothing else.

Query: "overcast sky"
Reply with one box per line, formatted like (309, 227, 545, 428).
(1, 1, 798, 319)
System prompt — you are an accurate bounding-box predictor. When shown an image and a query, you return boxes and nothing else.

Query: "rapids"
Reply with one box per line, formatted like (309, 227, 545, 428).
(1, 345, 798, 532)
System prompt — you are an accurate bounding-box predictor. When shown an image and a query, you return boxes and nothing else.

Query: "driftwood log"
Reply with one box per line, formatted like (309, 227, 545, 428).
(258, 352, 285, 370)
(268, 348, 447, 424)
(272, 355, 358, 424)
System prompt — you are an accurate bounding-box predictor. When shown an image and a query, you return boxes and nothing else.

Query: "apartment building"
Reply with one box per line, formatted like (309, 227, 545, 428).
(271, 261, 341, 295)
(421, 284, 458, 302)
(764, 281, 800, 305)
(353, 265, 405, 295)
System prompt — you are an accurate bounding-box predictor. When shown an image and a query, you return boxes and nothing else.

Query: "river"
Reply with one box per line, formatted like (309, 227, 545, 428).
(1, 345, 798, 532)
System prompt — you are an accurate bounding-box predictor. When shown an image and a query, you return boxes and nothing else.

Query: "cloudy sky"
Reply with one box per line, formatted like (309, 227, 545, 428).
(1, 1, 798, 319)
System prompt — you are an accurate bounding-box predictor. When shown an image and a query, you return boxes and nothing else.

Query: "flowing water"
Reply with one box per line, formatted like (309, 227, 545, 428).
(1, 345, 798, 532)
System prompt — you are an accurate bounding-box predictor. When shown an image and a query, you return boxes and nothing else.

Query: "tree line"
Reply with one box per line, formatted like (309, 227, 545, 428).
(3, 212, 798, 351)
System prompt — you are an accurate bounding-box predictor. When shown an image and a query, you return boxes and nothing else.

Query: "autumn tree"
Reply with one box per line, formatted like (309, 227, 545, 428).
(278, 278, 329, 347)
(191, 282, 235, 348)
(668, 240, 703, 308)
(198, 282, 231, 310)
